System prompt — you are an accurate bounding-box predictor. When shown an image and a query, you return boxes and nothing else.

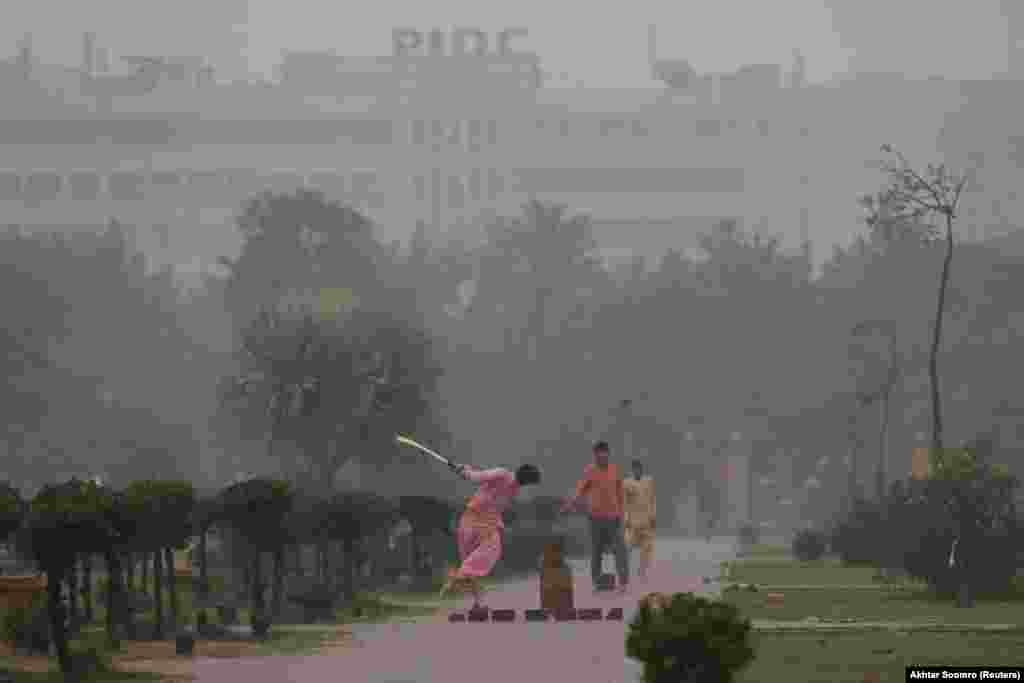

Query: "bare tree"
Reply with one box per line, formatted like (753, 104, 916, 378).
(863, 145, 967, 455)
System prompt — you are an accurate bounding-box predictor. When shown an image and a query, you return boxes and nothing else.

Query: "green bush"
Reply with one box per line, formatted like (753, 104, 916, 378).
(830, 499, 883, 565)
(1, 591, 45, 645)
(626, 592, 756, 683)
(2, 605, 33, 645)
(791, 528, 828, 562)
(70, 643, 111, 675)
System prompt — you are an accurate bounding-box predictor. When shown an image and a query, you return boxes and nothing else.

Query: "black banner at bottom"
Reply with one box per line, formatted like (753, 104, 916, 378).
(907, 667, 1024, 681)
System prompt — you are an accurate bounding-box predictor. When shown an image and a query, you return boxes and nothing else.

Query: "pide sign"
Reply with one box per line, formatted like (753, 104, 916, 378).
(392, 27, 529, 57)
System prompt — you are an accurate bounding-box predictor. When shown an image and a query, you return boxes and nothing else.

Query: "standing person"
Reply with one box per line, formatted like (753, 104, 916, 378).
(623, 459, 657, 581)
(562, 441, 629, 593)
(441, 463, 542, 606)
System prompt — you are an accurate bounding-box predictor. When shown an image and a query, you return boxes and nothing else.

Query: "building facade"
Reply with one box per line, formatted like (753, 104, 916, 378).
(0, 30, 1007, 278)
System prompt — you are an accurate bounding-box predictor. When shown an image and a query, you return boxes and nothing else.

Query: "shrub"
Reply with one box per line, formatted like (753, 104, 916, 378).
(626, 592, 756, 683)
(830, 499, 885, 565)
(1, 605, 33, 646)
(791, 529, 827, 562)
(4, 603, 50, 654)
(70, 643, 111, 675)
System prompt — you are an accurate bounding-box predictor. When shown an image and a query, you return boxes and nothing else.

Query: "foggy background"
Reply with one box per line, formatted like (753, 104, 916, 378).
(2, 0, 1024, 537)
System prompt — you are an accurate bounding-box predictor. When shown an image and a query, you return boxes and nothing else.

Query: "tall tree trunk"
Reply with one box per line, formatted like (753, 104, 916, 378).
(876, 393, 891, 501)
(197, 528, 209, 602)
(272, 547, 284, 617)
(242, 559, 252, 601)
(82, 554, 94, 624)
(317, 541, 328, 585)
(125, 552, 136, 592)
(46, 565, 72, 675)
(340, 537, 357, 603)
(165, 547, 178, 628)
(141, 552, 149, 594)
(103, 551, 123, 649)
(930, 216, 954, 454)
(250, 552, 265, 617)
(931, 215, 966, 605)
(152, 549, 164, 639)
(846, 410, 861, 514)
(66, 557, 79, 628)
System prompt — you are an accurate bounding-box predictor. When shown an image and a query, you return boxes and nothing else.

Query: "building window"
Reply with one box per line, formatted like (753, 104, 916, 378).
(486, 120, 498, 145)
(409, 120, 423, 145)
(599, 119, 626, 137)
(448, 175, 464, 209)
(69, 172, 101, 200)
(487, 169, 503, 200)
(110, 172, 147, 200)
(468, 169, 482, 202)
(756, 120, 769, 136)
(631, 120, 648, 137)
(351, 170, 377, 196)
(187, 171, 226, 199)
(560, 119, 570, 137)
(154, 223, 170, 249)
(468, 119, 483, 149)
(309, 172, 346, 198)
(447, 120, 462, 145)
(799, 126, 809, 137)
(149, 171, 180, 186)
(696, 119, 721, 137)
(413, 175, 426, 202)
(0, 172, 20, 200)
(23, 172, 62, 201)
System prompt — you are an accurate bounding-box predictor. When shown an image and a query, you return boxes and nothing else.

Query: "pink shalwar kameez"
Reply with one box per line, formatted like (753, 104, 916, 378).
(452, 466, 520, 579)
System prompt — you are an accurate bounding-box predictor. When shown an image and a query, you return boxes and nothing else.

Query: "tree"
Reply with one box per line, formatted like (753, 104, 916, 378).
(484, 201, 602, 364)
(121, 480, 195, 637)
(213, 478, 293, 620)
(849, 320, 904, 500)
(19, 479, 119, 676)
(863, 145, 968, 455)
(217, 190, 443, 491)
(222, 307, 443, 495)
(0, 229, 73, 461)
(0, 482, 24, 542)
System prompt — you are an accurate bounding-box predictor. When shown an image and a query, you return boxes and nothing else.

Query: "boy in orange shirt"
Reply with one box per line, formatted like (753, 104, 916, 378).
(562, 441, 629, 593)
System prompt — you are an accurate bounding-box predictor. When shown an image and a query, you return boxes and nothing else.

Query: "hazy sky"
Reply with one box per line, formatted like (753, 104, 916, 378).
(2, 0, 1012, 86)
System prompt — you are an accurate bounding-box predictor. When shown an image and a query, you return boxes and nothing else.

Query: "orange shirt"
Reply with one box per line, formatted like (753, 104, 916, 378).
(574, 463, 624, 519)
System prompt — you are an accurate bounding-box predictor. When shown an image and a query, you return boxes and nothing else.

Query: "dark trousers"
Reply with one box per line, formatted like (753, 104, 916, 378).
(589, 517, 629, 586)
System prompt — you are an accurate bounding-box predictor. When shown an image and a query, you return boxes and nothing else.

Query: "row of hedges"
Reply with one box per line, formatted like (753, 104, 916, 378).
(824, 440, 1024, 599)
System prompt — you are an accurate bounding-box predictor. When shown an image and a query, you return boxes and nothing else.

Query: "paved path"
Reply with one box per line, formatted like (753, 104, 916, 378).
(191, 536, 736, 683)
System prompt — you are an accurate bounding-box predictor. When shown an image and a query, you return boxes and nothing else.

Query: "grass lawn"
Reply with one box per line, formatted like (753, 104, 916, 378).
(737, 630, 1024, 683)
(83, 571, 486, 629)
(0, 668, 161, 682)
(722, 584, 1024, 625)
(720, 554, 1024, 626)
(738, 543, 791, 558)
(723, 557, 911, 586)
